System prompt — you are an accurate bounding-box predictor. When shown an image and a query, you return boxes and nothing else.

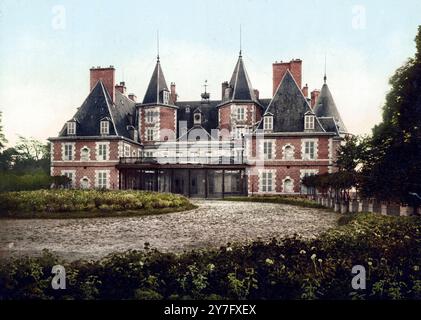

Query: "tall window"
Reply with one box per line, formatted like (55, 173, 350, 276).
(163, 91, 170, 104)
(100, 121, 109, 135)
(80, 147, 90, 161)
(234, 127, 245, 139)
(304, 141, 315, 159)
(263, 141, 273, 160)
(304, 115, 315, 130)
(147, 128, 155, 141)
(124, 144, 130, 157)
(97, 171, 108, 189)
(263, 116, 273, 131)
(62, 171, 74, 188)
(67, 122, 76, 135)
(262, 172, 273, 192)
(146, 110, 154, 123)
(63, 144, 73, 160)
(237, 107, 245, 120)
(98, 143, 107, 160)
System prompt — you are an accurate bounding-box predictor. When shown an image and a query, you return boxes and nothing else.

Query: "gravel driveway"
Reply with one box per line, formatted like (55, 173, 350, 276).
(0, 200, 339, 261)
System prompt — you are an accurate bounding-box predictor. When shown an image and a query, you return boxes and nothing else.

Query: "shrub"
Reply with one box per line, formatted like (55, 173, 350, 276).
(0, 214, 419, 300)
(0, 190, 192, 217)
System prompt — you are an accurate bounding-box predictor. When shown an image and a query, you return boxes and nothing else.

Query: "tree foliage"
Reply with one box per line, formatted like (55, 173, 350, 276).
(0, 111, 7, 151)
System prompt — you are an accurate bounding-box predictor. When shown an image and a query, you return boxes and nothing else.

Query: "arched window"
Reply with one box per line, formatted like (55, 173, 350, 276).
(283, 177, 294, 193)
(283, 144, 295, 160)
(80, 147, 90, 161)
(80, 177, 90, 189)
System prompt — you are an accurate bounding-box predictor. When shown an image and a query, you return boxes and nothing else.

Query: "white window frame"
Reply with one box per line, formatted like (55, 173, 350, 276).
(163, 91, 170, 104)
(301, 139, 318, 160)
(237, 107, 245, 121)
(146, 110, 155, 124)
(96, 142, 109, 161)
(67, 122, 76, 135)
(263, 116, 273, 131)
(260, 170, 275, 193)
(146, 128, 155, 141)
(263, 141, 273, 160)
(95, 170, 110, 189)
(282, 144, 295, 160)
(304, 115, 315, 130)
(100, 120, 109, 135)
(62, 143, 75, 161)
(282, 176, 295, 193)
(80, 146, 90, 161)
(124, 144, 131, 157)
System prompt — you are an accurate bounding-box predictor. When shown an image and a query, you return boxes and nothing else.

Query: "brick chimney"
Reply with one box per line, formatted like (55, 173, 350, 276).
(310, 89, 320, 108)
(302, 84, 309, 98)
(253, 89, 259, 100)
(170, 82, 177, 104)
(115, 81, 126, 95)
(90, 66, 115, 102)
(221, 81, 229, 101)
(128, 93, 137, 102)
(272, 59, 302, 95)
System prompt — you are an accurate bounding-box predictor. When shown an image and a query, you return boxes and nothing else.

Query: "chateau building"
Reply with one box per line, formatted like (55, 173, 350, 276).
(49, 50, 348, 197)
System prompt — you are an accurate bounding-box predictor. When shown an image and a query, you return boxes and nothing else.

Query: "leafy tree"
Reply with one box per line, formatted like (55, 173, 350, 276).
(360, 26, 421, 205)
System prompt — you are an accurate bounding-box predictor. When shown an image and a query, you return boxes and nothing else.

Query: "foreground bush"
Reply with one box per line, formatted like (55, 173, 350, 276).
(0, 214, 420, 300)
(0, 190, 193, 217)
(0, 172, 52, 192)
(224, 195, 326, 209)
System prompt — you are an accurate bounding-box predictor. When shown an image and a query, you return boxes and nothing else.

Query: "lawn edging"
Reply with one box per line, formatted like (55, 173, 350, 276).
(222, 195, 327, 209)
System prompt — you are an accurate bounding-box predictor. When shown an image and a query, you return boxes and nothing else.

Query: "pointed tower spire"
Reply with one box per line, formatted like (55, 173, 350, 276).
(324, 53, 327, 84)
(157, 30, 160, 62)
(142, 57, 169, 105)
(239, 24, 242, 57)
(226, 54, 257, 102)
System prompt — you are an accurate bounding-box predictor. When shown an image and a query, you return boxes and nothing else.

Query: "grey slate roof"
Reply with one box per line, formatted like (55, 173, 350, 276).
(142, 60, 170, 105)
(176, 101, 220, 137)
(313, 83, 347, 133)
(261, 71, 325, 133)
(59, 81, 137, 141)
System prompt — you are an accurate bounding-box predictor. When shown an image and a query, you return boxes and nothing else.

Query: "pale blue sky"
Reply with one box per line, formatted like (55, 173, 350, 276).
(0, 0, 420, 144)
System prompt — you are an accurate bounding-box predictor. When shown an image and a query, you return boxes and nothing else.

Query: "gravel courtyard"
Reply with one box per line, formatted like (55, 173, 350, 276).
(0, 200, 339, 261)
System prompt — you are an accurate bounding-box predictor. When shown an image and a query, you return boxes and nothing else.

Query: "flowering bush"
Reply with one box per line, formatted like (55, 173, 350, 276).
(0, 190, 192, 217)
(0, 213, 420, 300)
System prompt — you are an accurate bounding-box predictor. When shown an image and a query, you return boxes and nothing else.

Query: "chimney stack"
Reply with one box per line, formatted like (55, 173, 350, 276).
(221, 81, 229, 101)
(302, 84, 308, 98)
(272, 59, 302, 95)
(115, 81, 126, 95)
(90, 66, 116, 102)
(128, 93, 137, 102)
(253, 89, 260, 100)
(170, 82, 177, 104)
(310, 89, 320, 108)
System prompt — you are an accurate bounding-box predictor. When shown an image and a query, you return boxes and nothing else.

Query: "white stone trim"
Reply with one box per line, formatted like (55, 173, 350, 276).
(79, 176, 91, 189)
(301, 138, 318, 160)
(96, 141, 110, 161)
(80, 145, 91, 161)
(282, 143, 295, 160)
(95, 169, 110, 189)
(61, 142, 76, 161)
(328, 137, 333, 173)
(282, 176, 295, 193)
(258, 168, 276, 193)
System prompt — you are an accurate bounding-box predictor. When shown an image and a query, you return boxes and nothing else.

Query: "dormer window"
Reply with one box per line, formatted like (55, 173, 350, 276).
(304, 114, 315, 130)
(100, 120, 109, 135)
(263, 115, 273, 131)
(67, 121, 76, 135)
(194, 113, 202, 125)
(163, 90, 170, 105)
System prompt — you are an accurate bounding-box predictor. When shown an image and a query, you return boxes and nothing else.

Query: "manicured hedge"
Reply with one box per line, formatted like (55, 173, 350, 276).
(223, 195, 326, 209)
(1, 214, 420, 300)
(0, 190, 193, 218)
(0, 172, 52, 192)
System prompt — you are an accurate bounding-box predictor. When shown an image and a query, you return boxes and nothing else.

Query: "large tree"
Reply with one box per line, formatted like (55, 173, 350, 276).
(360, 26, 421, 204)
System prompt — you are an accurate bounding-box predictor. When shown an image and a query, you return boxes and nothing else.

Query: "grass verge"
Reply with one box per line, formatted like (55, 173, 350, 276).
(223, 195, 326, 209)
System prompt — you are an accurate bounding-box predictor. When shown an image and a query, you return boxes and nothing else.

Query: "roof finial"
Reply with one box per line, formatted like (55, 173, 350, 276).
(324, 53, 327, 84)
(239, 24, 242, 57)
(157, 30, 160, 62)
